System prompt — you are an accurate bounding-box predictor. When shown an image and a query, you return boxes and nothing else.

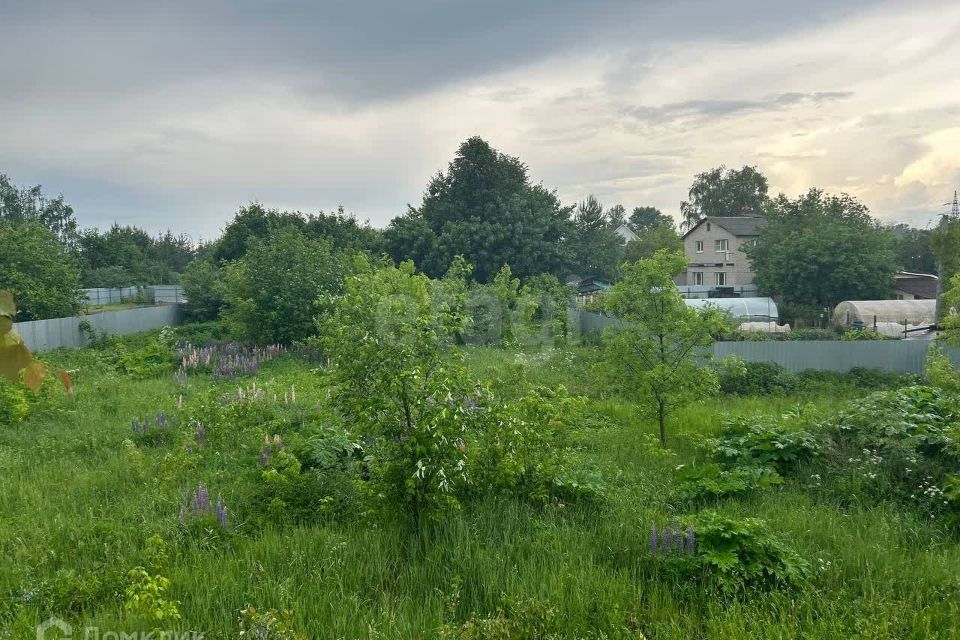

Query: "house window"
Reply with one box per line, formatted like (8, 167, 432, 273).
(695, 240, 703, 253)
(692, 271, 704, 285)
(715, 272, 727, 286)
(714, 239, 729, 252)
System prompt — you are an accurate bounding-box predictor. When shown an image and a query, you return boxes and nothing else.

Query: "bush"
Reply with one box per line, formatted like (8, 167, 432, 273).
(783, 328, 839, 341)
(718, 361, 795, 396)
(179, 258, 224, 322)
(841, 328, 890, 341)
(708, 416, 821, 473)
(692, 512, 809, 588)
(676, 463, 783, 500)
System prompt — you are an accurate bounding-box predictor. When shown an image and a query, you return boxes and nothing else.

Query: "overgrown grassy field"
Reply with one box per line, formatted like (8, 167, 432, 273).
(1, 332, 958, 639)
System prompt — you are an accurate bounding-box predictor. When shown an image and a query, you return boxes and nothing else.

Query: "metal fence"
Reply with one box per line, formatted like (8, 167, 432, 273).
(14, 305, 183, 352)
(81, 285, 185, 306)
(573, 309, 960, 374)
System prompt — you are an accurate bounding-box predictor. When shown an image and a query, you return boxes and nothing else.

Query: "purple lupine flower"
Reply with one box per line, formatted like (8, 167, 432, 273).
(273, 434, 283, 452)
(194, 421, 207, 447)
(650, 524, 658, 554)
(685, 526, 696, 555)
(216, 494, 228, 529)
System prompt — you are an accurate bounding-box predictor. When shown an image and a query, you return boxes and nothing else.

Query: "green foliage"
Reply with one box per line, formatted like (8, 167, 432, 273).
(783, 328, 839, 341)
(180, 258, 225, 322)
(680, 165, 769, 230)
(709, 415, 821, 473)
(628, 206, 674, 232)
(0, 173, 78, 246)
(818, 385, 960, 518)
(942, 273, 960, 344)
(692, 512, 809, 588)
(221, 226, 352, 344)
(718, 360, 795, 396)
(439, 596, 563, 640)
(238, 606, 306, 639)
(468, 386, 603, 506)
(518, 274, 571, 347)
(0, 377, 29, 426)
(926, 344, 960, 394)
(841, 328, 889, 341)
(0, 222, 82, 320)
(112, 339, 175, 379)
(748, 189, 898, 309)
(123, 567, 181, 625)
(319, 261, 471, 526)
(79, 225, 195, 287)
(386, 137, 573, 282)
(623, 223, 682, 263)
(602, 249, 731, 445)
(677, 463, 783, 500)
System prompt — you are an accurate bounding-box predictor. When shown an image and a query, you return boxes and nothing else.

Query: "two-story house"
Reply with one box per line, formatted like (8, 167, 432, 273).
(681, 216, 766, 288)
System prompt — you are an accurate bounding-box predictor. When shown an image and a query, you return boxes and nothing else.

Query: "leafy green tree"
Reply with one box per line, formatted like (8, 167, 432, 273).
(180, 258, 225, 322)
(391, 137, 574, 282)
(79, 224, 195, 286)
(606, 204, 627, 229)
(213, 203, 306, 263)
(747, 190, 898, 310)
(318, 260, 471, 526)
(574, 195, 606, 231)
(890, 224, 936, 274)
(931, 215, 960, 319)
(0, 173, 79, 247)
(303, 205, 383, 254)
(0, 222, 82, 320)
(602, 250, 730, 445)
(628, 206, 674, 232)
(221, 227, 347, 344)
(623, 223, 682, 263)
(941, 274, 960, 345)
(383, 209, 443, 276)
(680, 166, 769, 230)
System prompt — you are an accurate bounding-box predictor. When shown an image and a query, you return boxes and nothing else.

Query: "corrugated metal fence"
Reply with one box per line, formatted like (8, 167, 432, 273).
(82, 285, 185, 306)
(14, 305, 183, 352)
(573, 309, 960, 374)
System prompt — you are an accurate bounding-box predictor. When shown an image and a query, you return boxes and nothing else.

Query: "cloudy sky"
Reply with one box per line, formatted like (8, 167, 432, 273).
(2, 0, 959, 240)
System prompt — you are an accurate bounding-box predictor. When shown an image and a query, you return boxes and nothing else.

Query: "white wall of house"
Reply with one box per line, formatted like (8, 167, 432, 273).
(682, 221, 757, 287)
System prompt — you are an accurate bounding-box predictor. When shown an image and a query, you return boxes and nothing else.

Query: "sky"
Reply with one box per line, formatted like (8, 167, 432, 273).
(2, 0, 959, 240)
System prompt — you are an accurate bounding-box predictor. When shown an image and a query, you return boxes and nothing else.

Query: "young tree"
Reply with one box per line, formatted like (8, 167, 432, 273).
(747, 189, 898, 310)
(602, 250, 730, 446)
(318, 261, 471, 527)
(680, 165, 769, 230)
(606, 204, 627, 229)
(941, 274, 960, 345)
(180, 258, 225, 322)
(0, 222, 82, 320)
(931, 215, 960, 320)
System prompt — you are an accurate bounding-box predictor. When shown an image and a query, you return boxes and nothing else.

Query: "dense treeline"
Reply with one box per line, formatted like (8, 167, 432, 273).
(2, 136, 957, 321)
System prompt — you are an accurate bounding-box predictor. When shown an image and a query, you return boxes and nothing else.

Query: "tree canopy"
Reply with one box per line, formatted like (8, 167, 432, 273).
(680, 165, 769, 230)
(388, 137, 573, 283)
(747, 189, 898, 311)
(0, 173, 79, 247)
(0, 222, 82, 320)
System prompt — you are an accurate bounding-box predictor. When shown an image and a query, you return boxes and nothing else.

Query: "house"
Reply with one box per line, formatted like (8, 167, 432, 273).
(566, 275, 611, 306)
(614, 224, 638, 243)
(892, 272, 938, 300)
(680, 216, 767, 289)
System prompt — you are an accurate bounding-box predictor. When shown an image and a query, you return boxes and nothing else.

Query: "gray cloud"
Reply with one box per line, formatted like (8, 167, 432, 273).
(623, 91, 854, 126)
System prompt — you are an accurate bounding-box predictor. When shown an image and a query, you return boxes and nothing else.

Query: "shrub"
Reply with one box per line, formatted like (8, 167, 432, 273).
(708, 416, 821, 473)
(926, 345, 960, 395)
(238, 607, 306, 640)
(691, 512, 809, 588)
(783, 328, 839, 341)
(718, 361, 795, 396)
(676, 463, 783, 501)
(0, 222, 82, 320)
(841, 328, 889, 341)
(180, 258, 224, 322)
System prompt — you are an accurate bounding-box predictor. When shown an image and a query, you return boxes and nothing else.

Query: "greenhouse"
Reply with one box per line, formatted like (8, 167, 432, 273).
(832, 299, 936, 327)
(684, 297, 779, 322)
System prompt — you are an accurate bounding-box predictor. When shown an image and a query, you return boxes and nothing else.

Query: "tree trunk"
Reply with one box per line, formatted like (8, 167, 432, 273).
(658, 400, 666, 446)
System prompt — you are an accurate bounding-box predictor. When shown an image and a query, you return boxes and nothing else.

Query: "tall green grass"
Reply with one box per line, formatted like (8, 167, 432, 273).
(0, 344, 957, 638)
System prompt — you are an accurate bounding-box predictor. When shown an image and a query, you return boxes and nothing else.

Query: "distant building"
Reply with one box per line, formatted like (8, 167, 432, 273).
(566, 275, 611, 306)
(892, 272, 938, 300)
(681, 216, 767, 289)
(614, 224, 638, 242)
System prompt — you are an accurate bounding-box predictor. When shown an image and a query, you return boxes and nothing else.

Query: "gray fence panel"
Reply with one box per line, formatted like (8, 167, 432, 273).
(711, 341, 959, 374)
(573, 309, 960, 374)
(13, 305, 183, 352)
(81, 285, 185, 306)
